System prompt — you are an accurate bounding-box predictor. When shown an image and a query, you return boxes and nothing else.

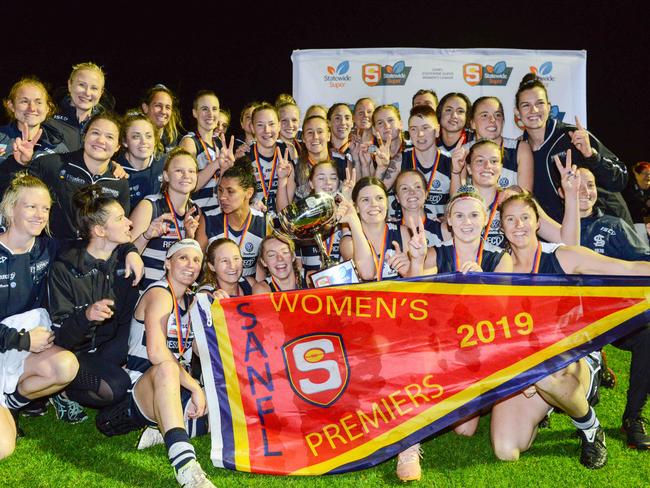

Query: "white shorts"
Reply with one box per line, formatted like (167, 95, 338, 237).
(1, 308, 51, 407)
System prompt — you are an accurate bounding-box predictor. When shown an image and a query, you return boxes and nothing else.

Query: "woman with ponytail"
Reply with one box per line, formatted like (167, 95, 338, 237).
(47, 185, 140, 424)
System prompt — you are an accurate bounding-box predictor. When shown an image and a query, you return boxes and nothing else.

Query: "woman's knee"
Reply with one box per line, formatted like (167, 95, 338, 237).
(491, 435, 522, 462)
(53, 350, 80, 384)
(0, 412, 16, 460)
(454, 417, 479, 437)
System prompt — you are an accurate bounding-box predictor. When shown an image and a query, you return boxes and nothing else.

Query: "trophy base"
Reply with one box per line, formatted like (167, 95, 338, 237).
(310, 260, 360, 288)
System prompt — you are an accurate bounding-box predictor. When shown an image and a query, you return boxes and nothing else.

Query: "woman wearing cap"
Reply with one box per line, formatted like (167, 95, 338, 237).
(98, 239, 215, 487)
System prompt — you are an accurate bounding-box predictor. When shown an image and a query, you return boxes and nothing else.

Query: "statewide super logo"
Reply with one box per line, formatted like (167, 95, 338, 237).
(463, 61, 513, 86)
(362, 61, 412, 86)
(282, 333, 350, 407)
(529, 61, 555, 82)
(324, 61, 351, 88)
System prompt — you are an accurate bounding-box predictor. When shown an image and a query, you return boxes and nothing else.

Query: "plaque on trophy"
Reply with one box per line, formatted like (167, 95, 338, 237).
(276, 192, 360, 288)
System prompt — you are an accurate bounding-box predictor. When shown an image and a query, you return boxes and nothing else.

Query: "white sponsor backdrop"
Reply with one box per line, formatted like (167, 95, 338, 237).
(292, 48, 586, 139)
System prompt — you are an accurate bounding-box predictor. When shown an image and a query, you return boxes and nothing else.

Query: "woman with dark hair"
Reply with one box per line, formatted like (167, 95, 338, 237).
(141, 84, 183, 153)
(436, 92, 473, 156)
(48, 185, 140, 423)
(338, 177, 409, 281)
(491, 190, 650, 469)
(24, 112, 131, 240)
(515, 73, 629, 223)
(197, 158, 267, 278)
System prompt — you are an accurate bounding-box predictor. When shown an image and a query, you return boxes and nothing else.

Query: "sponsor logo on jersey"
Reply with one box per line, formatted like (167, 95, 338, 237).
(463, 61, 513, 86)
(362, 61, 412, 87)
(324, 61, 351, 89)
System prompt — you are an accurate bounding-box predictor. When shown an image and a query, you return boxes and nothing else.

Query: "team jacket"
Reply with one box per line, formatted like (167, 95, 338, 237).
(580, 209, 650, 261)
(115, 151, 165, 210)
(29, 149, 130, 239)
(524, 119, 628, 222)
(0, 121, 71, 197)
(49, 96, 104, 151)
(0, 235, 58, 352)
(48, 243, 138, 355)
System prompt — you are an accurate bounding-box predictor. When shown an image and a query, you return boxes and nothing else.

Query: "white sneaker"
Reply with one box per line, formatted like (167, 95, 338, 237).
(137, 427, 164, 450)
(175, 460, 216, 488)
(396, 443, 423, 482)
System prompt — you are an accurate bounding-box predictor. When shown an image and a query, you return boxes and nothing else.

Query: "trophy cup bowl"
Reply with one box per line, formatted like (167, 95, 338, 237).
(276, 192, 359, 287)
(277, 192, 337, 240)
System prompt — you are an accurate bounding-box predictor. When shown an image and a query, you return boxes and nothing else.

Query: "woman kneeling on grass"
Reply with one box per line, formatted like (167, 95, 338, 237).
(490, 190, 650, 470)
(96, 239, 214, 488)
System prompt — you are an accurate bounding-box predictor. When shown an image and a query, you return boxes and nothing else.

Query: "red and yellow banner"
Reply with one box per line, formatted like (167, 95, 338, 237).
(191, 273, 649, 475)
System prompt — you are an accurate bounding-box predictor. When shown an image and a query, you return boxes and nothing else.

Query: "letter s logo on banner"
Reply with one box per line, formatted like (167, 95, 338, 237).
(282, 333, 350, 407)
(362, 64, 381, 86)
(463, 64, 483, 86)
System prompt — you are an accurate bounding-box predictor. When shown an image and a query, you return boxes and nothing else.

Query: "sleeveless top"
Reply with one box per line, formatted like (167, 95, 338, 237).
(183, 132, 222, 213)
(197, 277, 253, 297)
(436, 239, 506, 273)
(202, 208, 267, 277)
(537, 242, 566, 274)
(141, 193, 200, 289)
(126, 279, 194, 384)
(399, 147, 453, 218)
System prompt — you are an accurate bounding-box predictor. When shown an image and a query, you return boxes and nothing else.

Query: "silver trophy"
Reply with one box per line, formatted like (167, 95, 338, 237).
(277, 192, 359, 287)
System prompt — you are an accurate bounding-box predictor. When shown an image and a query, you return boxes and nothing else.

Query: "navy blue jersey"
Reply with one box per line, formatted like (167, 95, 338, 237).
(466, 137, 519, 189)
(524, 119, 628, 222)
(140, 194, 200, 289)
(537, 243, 566, 274)
(183, 132, 222, 214)
(29, 149, 130, 239)
(398, 147, 452, 218)
(246, 140, 292, 210)
(436, 240, 505, 273)
(116, 152, 164, 209)
(203, 208, 267, 277)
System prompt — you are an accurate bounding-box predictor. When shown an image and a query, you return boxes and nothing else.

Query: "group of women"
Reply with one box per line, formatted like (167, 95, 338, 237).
(0, 62, 648, 486)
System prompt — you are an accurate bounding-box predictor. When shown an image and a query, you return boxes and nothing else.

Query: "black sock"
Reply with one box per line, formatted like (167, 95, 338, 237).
(4, 389, 31, 410)
(164, 427, 196, 472)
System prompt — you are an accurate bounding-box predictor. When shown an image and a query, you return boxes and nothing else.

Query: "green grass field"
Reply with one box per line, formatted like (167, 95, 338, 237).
(2, 345, 649, 488)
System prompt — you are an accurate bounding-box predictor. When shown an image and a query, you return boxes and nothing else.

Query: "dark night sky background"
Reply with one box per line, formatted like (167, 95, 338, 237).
(2, 2, 648, 164)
